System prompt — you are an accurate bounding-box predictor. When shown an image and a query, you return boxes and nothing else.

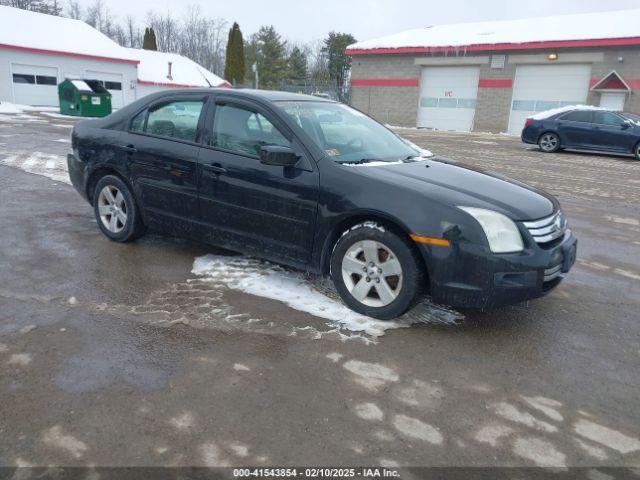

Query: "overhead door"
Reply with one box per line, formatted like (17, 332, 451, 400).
(11, 64, 59, 106)
(508, 64, 591, 135)
(86, 70, 124, 108)
(417, 66, 480, 132)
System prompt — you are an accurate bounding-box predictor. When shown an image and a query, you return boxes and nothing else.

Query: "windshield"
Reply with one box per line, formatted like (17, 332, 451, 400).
(621, 112, 640, 122)
(275, 101, 419, 163)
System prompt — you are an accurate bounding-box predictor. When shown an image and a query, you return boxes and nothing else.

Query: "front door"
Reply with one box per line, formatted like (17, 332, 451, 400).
(197, 99, 319, 264)
(591, 111, 636, 152)
(124, 96, 207, 228)
(599, 92, 626, 112)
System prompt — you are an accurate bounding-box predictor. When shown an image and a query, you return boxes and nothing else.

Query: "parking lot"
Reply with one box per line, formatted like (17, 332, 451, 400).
(0, 111, 639, 473)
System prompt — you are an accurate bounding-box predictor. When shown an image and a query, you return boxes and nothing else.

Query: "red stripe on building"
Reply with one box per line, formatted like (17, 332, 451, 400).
(590, 77, 640, 89)
(351, 78, 419, 87)
(478, 78, 513, 88)
(0, 43, 139, 64)
(346, 37, 640, 56)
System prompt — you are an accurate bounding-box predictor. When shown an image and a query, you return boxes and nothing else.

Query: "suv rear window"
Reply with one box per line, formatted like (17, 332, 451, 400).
(559, 110, 592, 123)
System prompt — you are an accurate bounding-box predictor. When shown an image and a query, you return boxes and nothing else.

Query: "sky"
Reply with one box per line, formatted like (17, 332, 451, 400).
(74, 0, 640, 43)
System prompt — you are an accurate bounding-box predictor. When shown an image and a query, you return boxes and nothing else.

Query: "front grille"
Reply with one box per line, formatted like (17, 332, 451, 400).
(523, 211, 567, 245)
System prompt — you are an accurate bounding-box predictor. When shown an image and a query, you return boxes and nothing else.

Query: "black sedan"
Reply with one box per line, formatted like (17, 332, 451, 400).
(68, 89, 577, 319)
(522, 108, 640, 160)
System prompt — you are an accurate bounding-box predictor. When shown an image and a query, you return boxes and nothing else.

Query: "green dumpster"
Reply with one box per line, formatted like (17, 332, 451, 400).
(58, 79, 112, 117)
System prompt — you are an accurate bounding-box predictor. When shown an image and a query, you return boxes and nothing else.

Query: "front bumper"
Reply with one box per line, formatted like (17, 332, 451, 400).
(426, 230, 577, 310)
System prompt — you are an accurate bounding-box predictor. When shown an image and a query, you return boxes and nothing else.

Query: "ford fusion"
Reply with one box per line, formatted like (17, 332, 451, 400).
(67, 89, 577, 320)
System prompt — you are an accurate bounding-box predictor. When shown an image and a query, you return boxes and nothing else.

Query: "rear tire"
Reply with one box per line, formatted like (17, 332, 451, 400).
(634, 142, 640, 161)
(93, 175, 145, 242)
(538, 132, 561, 153)
(330, 223, 424, 320)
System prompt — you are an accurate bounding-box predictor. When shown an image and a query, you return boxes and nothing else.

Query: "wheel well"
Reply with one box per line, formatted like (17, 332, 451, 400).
(538, 130, 560, 144)
(321, 214, 430, 288)
(86, 167, 131, 205)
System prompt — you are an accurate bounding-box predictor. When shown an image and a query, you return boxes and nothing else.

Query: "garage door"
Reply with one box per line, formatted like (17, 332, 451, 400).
(507, 64, 592, 135)
(417, 66, 480, 132)
(86, 70, 124, 109)
(11, 64, 59, 106)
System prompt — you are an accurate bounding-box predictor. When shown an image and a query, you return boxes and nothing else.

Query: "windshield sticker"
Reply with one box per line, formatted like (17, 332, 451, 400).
(325, 149, 340, 156)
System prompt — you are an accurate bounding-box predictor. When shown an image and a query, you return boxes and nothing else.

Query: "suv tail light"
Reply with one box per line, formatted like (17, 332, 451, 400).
(524, 118, 533, 127)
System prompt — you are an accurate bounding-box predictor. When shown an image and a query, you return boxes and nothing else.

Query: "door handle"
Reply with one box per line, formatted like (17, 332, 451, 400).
(120, 145, 137, 153)
(203, 163, 227, 174)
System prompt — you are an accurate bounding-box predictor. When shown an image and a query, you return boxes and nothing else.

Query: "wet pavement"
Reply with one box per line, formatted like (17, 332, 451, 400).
(0, 112, 639, 471)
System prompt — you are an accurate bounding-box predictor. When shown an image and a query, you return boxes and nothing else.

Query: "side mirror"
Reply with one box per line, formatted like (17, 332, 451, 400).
(260, 145, 300, 167)
(621, 120, 633, 130)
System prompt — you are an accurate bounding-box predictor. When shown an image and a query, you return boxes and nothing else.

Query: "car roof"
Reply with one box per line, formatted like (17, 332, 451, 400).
(149, 88, 336, 103)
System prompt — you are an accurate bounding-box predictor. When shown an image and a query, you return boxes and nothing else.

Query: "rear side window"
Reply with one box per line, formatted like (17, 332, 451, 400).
(593, 112, 623, 126)
(560, 111, 592, 123)
(141, 100, 204, 142)
(212, 104, 290, 157)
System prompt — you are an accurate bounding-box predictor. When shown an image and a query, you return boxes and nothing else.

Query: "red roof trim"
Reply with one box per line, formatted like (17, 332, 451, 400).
(0, 43, 139, 64)
(351, 78, 419, 87)
(138, 79, 232, 88)
(346, 36, 640, 55)
(478, 78, 513, 88)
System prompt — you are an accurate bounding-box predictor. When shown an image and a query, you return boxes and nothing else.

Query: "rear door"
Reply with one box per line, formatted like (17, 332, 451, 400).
(591, 111, 636, 152)
(556, 110, 595, 148)
(123, 95, 208, 229)
(197, 97, 319, 264)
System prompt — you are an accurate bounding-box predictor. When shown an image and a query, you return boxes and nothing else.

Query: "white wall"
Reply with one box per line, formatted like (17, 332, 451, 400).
(0, 48, 138, 107)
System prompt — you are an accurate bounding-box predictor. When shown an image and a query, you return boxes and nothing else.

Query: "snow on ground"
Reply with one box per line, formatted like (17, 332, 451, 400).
(0, 102, 59, 115)
(192, 255, 413, 337)
(0, 152, 70, 184)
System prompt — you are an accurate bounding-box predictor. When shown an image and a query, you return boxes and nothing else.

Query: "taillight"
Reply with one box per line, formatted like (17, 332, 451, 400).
(524, 118, 533, 127)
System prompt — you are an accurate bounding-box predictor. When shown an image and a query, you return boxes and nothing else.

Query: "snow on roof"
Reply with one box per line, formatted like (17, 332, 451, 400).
(531, 104, 605, 120)
(347, 9, 640, 54)
(128, 48, 230, 88)
(0, 5, 138, 63)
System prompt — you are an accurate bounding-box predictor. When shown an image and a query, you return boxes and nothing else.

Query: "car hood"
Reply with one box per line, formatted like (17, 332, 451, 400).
(343, 158, 557, 221)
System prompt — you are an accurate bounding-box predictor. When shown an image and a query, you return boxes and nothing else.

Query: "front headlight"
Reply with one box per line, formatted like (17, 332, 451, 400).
(458, 207, 524, 253)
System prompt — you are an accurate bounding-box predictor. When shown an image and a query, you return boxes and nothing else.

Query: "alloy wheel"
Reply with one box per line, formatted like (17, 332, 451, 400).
(540, 134, 559, 152)
(97, 185, 127, 233)
(341, 240, 403, 308)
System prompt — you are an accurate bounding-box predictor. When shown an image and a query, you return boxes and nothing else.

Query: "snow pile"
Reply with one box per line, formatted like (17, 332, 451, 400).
(0, 152, 70, 184)
(0, 102, 23, 114)
(531, 104, 605, 120)
(129, 48, 230, 88)
(192, 254, 413, 337)
(347, 9, 640, 52)
(0, 5, 138, 63)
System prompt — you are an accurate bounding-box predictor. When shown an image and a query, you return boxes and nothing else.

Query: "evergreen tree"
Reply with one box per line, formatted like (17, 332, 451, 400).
(322, 32, 356, 99)
(288, 46, 307, 82)
(142, 27, 158, 50)
(224, 22, 245, 85)
(255, 25, 287, 89)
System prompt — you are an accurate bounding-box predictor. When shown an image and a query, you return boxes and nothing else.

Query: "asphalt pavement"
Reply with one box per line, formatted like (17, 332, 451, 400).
(0, 111, 639, 475)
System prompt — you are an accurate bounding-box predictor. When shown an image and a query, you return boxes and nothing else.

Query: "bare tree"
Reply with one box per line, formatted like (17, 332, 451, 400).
(65, 0, 82, 19)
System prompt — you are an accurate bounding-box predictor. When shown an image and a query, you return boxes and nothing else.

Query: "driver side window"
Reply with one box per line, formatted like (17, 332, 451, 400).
(212, 104, 290, 157)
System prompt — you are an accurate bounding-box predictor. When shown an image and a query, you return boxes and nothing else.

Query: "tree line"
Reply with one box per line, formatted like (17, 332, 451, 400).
(1, 0, 356, 100)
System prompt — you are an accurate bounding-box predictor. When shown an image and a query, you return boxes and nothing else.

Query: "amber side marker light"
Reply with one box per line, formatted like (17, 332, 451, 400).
(410, 234, 451, 247)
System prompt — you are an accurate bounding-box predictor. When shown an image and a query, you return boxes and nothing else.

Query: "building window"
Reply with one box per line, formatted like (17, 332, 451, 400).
(104, 81, 122, 91)
(12, 73, 35, 84)
(36, 75, 57, 86)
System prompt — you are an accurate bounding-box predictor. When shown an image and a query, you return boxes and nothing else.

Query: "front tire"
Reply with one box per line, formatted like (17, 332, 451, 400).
(93, 175, 145, 242)
(538, 132, 561, 153)
(330, 223, 424, 320)
(634, 142, 640, 161)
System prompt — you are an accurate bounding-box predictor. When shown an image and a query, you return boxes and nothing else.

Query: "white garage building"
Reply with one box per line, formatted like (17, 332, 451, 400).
(0, 5, 230, 109)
